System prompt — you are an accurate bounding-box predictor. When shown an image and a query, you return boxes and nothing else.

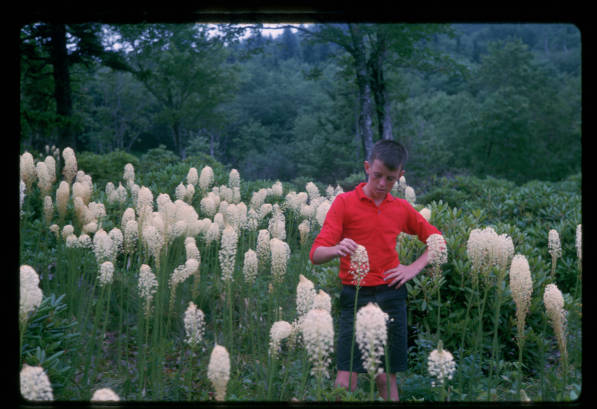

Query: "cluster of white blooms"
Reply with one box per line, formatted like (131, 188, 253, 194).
(107, 182, 128, 205)
(268, 204, 286, 240)
(136, 186, 154, 228)
(467, 227, 514, 275)
(91, 388, 120, 401)
(271, 180, 283, 197)
(143, 224, 164, 268)
(207, 344, 230, 401)
(200, 193, 219, 218)
(170, 258, 199, 289)
(219, 226, 238, 282)
(269, 320, 293, 357)
(98, 261, 115, 286)
(509, 254, 533, 340)
(405, 186, 416, 205)
(427, 341, 456, 386)
(20, 151, 36, 191)
(315, 200, 331, 229)
(36, 161, 53, 195)
(44, 155, 56, 184)
(20, 179, 26, 217)
(184, 301, 205, 348)
(20, 364, 54, 401)
(296, 274, 316, 317)
(256, 229, 271, 271)
(20, 265, 43, 325)
(199, 166, 214, 192)
(419, 207, 431, 222)
(270, 237, 290, 284)
(55, 181, 70, 221)
(356, 302, 389, 376)
(123, 163, 135, 188)
(301, 308, 334, 378)
(548, 229, 562, 259)
(138, 264, 158, 317)
(312, 289, 331, 313)
(61, 147, 78, 184)
(350, 244, 370, 286)
(427, 234, 448, 272)
(93, 229, 117, 264)
(243, 249, 258, 284)
(298, 219, 310, 246)
(124, 220, 138, 255)
(187, 167, 198, 187)
(43, 196, 53, 224)
(543, 283, 567, 361)
(229, 168, 241, 189)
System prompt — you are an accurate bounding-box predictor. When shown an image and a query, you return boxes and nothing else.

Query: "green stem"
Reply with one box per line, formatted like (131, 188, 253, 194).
(348, 285, 360, 391)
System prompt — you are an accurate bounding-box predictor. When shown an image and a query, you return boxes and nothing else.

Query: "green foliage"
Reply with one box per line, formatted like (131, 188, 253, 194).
(77, 150, 140, 189)
(21, 294, 81, 398)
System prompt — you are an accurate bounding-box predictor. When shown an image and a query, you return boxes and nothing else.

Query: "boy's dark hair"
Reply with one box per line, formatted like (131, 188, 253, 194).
(368, 139, 408, 171)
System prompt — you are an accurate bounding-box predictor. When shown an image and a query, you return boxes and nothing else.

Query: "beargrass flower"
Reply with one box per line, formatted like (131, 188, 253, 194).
(184, 301, 205, 348)
(306, 182, 320, 202)
(187, 167, 198, 186)
(296, 274, 316, 317)
(207, 344, 230, 401)
(268, 204, 286, 240)
(219, 226, 238, 282)
(420, 207, 431, 221)
(20, 152, 36, 191)
(301, 308, 334, 378)
(313, 289, 331, 313)
(427, 340, 456, 386)
(269, 320, 293, 357)
(548, 229, 562, 259)
(124, 220, 138, 255)
(61, 147, 78, 184)
(405, 186, 416, 204)
(78, 233, 92, 249)
(543, 283, 567, 365)
(138, 264, 158, 317)
(298, 220, 310, 246)
(93, 229, 117, 264)
(142, 224, 164, 268)
(43, 196, 53, 224)
(356, 302, 389, 376)
(20, 265, 43, 325)
(257, 229, 271, 270)
(123, 163, 135, 188)
(229, 169, 240, 189)
(44, 155, 56, 184)
(91, 388, 120, 401)
(509, 254, 532, 342)
(271, 180, 283, 197)
(315, 200, 331, 229)
(427, 234, 448, 276)
(349, 244, 369, 286)
(98, 261, 114, 286)
(243, 249, 258, 285)
(20, 364, 54, 401)
(199, 166, 214, 192)
(270, 238, 290, 284)
(36, 161, 52, 196)
(56, 181, 70, 221)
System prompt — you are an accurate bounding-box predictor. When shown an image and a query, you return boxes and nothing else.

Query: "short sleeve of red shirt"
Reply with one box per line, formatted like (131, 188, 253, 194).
(309, 183, 442, 286)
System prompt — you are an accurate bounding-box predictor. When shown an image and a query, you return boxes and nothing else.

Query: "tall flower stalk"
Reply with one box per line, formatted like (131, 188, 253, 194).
(348, 244, 369, 390)
(426, 234, 447, 340)
(548, 229, 562, 282)
(355, 302, 389, 401)
(509, 254, 533, 397)
(301, 308, 334, 400)
(544, 283, 568, 387)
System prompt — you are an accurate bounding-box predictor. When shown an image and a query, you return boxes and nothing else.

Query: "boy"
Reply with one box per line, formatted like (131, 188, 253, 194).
(309, 139, 443, 401)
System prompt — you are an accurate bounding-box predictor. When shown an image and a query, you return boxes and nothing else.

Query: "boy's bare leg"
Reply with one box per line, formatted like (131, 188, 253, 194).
(375, 372, 399, 401)
(334, 370, 358, 400)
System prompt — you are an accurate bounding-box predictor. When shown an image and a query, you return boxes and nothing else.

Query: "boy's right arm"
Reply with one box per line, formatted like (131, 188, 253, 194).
(311, 238, 358, 265)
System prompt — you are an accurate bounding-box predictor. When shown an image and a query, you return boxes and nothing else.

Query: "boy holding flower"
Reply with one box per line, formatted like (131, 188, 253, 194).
(310, 139, 443, 401)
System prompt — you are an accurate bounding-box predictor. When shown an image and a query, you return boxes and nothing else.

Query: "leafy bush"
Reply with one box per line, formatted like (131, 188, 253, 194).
(77, 150, 140, 189)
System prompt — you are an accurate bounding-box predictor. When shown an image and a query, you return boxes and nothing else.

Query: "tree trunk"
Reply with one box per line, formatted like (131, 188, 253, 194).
(48, 23, 75, 150)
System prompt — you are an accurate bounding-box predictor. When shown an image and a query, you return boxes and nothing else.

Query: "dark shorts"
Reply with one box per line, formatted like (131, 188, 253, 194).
(336, 283, 408, 374)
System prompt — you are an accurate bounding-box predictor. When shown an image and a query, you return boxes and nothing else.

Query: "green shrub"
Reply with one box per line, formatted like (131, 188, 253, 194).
(77, 150, 140, 189)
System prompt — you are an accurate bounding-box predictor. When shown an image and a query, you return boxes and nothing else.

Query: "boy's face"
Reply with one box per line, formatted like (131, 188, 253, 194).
(364, 159, 404, 201)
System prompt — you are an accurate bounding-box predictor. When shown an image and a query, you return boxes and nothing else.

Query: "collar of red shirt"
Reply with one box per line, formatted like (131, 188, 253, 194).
(355, 182, 395, 205)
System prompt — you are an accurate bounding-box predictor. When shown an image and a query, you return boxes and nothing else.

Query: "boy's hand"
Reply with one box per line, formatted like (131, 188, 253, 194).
(383, 264, 420, 288)
(334, 238, 358, 257)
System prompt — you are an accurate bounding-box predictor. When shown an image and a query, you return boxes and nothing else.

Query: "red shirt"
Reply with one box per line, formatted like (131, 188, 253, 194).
(309, 182, 442, 286)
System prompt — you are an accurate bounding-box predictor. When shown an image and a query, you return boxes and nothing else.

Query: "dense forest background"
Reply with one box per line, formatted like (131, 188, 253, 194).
(19, 22, 581, 190)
